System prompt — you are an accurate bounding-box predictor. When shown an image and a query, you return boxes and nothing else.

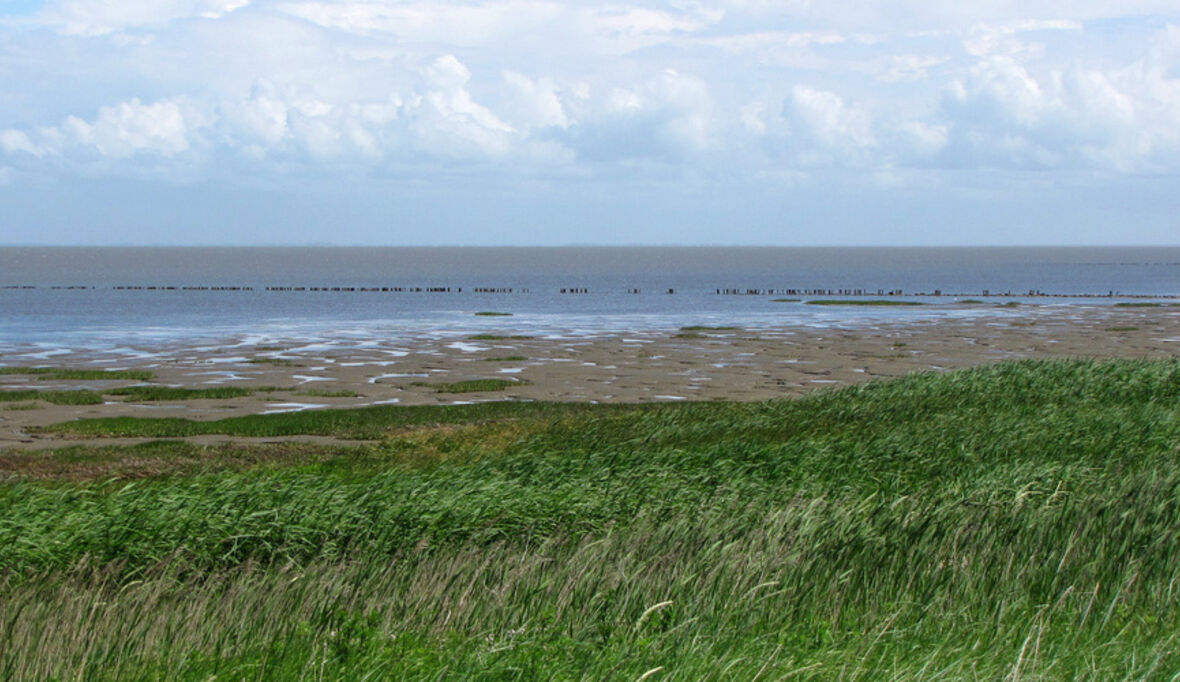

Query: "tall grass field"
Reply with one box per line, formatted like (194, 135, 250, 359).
(2, 359, 1178, 680)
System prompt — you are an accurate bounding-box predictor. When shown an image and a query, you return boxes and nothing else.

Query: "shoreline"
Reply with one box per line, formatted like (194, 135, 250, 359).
(2, 304, 1178, 451)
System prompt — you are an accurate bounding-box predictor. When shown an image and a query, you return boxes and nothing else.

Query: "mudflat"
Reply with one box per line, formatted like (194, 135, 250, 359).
(2, 304, 1177, 450)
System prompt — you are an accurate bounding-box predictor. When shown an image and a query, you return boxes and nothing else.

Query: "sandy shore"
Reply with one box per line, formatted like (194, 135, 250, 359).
(2, 304, 1178, 450)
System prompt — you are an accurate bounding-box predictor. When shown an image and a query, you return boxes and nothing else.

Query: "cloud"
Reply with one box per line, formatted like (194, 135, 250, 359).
(39, 0, 250, 35)
(411, 55, 516, 158)
(0, 0, 1177, 184)
(778, 86, 876, 165)
(77, 98, 198, 157)
(502, 71, 569, 130)
(2, 98, 204, 161)
(0, 129, 41, 157)
(553, 69, 714, 164)
(940, 49, 1180, 170)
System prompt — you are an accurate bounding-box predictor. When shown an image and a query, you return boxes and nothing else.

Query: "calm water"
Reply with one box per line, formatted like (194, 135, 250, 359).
(2, 247, 1179, 352)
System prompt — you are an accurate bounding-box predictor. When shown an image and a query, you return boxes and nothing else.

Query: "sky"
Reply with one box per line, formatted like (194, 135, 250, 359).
(0, 1, 1178, 245)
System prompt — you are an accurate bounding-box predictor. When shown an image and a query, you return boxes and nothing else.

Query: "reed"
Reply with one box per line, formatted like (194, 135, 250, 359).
(3, 359, 1178, 679)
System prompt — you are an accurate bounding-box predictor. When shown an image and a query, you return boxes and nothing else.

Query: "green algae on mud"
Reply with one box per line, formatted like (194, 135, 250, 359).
(0, 389, 104, 405)
(105, 386, 253, 401)
(0, 367, 155, 381)
(410, 378, 525, 393)
(296, 389, 361, 398)
(805, 299, 925, 306)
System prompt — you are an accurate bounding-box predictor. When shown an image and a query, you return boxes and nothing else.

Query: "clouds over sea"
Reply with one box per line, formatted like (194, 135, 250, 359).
(1, 1, 1178, 244)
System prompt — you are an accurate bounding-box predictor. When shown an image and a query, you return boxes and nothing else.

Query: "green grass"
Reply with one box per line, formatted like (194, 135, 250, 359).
(1115, 301, 1162, 307)
(104, 386, 253, 401)
(0, 367, 155, 381)
(1, 402, 41, 411)
(410, 379, 524, 393)
(39, 400, 612, 440)
(474, 311, 513, 316)
(959, 299, 985, 304)
(0, 390, 104, 405)
(805, 299, 925, 306)
(483, 356, 527, 362)
(4, 359, 1180, 679)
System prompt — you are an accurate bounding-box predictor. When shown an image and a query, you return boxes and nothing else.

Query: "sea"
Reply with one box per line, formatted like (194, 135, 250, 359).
(2, 246, 1179, 357)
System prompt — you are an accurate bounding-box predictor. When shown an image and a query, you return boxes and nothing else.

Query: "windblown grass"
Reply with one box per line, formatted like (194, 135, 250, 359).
(3, 359, 1179, 679)
(474, 311, 513, 316)
(39, 400, 612, 439)
(1114, 301, 1162, 307)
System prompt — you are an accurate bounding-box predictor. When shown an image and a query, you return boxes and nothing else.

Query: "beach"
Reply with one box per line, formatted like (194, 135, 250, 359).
(3, 302, 1177, 450)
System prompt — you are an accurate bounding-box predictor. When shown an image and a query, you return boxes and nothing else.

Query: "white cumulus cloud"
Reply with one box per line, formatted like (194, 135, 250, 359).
(0, 0, 1176, 181)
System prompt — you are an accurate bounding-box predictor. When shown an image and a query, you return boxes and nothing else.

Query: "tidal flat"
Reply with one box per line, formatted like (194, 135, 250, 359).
(1, 303, 1178, 451)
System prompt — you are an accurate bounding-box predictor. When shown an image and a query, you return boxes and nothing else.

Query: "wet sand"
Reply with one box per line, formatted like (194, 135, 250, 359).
(2, 304, 1178, 450)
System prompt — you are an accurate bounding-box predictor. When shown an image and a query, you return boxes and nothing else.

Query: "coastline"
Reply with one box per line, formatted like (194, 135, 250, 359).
(2, 303, 1178, 451)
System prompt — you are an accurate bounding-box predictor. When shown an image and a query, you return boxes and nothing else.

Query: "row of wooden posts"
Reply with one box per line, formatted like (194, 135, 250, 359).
(2, 285, 1174, 299)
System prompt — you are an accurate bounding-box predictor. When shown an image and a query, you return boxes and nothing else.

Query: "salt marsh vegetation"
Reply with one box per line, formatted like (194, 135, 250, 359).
(2, 359, 1178, 679)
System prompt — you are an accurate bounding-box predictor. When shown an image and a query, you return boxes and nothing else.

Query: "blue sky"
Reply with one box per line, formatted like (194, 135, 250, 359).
(0, 1, 41, 17)
(1, 1, 1178, 245)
